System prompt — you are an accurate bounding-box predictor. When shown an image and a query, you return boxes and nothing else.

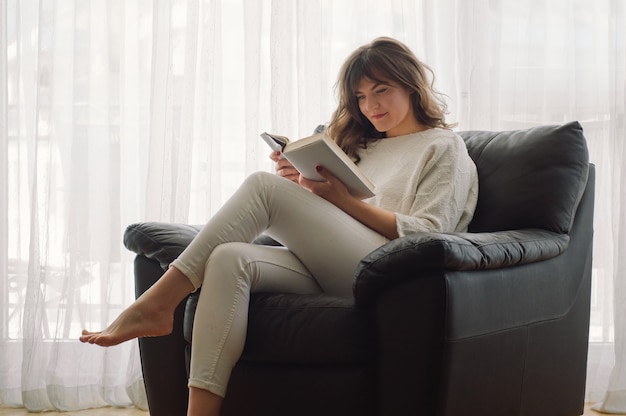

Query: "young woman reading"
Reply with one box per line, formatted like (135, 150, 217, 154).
(81, 37, 479, 416)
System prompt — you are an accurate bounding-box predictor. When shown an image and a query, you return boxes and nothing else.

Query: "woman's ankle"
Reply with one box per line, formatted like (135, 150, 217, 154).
(187, 386, 223, 416)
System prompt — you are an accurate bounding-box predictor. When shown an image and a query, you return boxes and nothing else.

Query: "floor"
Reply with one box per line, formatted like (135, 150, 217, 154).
(0, 403, 601, 415)
(0, 407, 147, 415)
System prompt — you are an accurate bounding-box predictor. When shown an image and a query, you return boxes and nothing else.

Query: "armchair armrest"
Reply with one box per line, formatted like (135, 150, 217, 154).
(124, 222, 203, 270)
(123, 222, 282, 270)
(353, 229, 569, 307)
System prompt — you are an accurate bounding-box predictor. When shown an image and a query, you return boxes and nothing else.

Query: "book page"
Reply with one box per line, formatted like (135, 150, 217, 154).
(283, 136, 375, 199)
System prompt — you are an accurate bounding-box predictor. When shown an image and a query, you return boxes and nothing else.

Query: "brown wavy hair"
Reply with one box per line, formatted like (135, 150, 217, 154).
(327, 37, 455, 162)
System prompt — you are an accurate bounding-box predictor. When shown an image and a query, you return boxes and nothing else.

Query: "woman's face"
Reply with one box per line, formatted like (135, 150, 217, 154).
(355, 76, 421, 137)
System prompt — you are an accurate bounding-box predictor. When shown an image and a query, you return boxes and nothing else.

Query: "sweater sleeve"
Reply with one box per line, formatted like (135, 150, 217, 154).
(394, 137, 478, 237)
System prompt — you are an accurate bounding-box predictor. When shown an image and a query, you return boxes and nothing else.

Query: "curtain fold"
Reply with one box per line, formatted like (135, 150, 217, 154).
(592, 1, 626, 411)
(2, 0, 625, 412)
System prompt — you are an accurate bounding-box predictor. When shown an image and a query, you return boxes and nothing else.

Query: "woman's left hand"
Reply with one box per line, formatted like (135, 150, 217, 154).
(301, 165, 399, 239)
(298, 165, 353, 205)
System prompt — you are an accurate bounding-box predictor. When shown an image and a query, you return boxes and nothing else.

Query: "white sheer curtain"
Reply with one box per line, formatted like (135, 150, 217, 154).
(1, 0, 624, 412)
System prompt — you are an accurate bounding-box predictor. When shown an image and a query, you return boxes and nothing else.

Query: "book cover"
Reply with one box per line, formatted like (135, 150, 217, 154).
(260, 132, 375, 199)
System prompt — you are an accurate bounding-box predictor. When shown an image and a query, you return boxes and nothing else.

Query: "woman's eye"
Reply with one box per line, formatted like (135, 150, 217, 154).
(356, 95, 365, 101)
(376, 87, 388, 94)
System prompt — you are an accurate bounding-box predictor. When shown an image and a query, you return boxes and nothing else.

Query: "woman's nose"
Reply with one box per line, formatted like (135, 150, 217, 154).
(363, 96, 379, 112)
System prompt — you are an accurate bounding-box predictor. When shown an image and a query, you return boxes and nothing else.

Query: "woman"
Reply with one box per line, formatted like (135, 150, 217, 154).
(81, 37, 478, 416)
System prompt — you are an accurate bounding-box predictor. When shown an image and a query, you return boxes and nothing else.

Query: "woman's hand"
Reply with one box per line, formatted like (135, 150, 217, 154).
(302, 165, 400, 240)
(270, 151, 300, 183)
(271, 160, 398, 239)
(298, 165, 352, 205)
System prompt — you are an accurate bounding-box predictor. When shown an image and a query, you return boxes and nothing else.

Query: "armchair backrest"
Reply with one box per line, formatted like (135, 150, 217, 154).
(459, 121, 589, 234)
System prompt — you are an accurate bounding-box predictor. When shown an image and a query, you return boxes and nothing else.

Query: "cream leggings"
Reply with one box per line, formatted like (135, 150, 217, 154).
(170, 171, 389, 397)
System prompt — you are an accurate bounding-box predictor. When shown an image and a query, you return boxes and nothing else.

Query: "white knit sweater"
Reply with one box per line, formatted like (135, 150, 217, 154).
(357, 128, 479, 237)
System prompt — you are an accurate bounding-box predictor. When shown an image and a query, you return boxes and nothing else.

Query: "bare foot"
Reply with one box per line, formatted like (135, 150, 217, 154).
(81, 265, 194, 347)
(80, 298, 173, 347)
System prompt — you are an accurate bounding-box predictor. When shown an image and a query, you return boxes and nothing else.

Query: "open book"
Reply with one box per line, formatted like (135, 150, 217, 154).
(260, 132, 375, 199)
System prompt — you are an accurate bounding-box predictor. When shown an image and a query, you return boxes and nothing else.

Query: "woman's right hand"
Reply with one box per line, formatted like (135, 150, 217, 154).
(270, 151, 300, 183)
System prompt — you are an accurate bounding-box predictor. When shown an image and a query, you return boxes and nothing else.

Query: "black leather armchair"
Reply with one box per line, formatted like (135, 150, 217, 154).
(124, 121, 593, 416)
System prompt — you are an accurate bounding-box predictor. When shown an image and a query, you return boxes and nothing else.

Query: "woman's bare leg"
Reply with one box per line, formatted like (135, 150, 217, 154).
(187, 387, 223, 416)
(80, 266, 194, 347)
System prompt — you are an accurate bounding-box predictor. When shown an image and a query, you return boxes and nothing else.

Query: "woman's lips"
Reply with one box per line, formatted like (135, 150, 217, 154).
(372, 113, 387, 120)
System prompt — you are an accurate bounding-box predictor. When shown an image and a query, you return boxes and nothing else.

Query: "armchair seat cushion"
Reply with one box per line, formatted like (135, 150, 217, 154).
(184, 291, 376, 365)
